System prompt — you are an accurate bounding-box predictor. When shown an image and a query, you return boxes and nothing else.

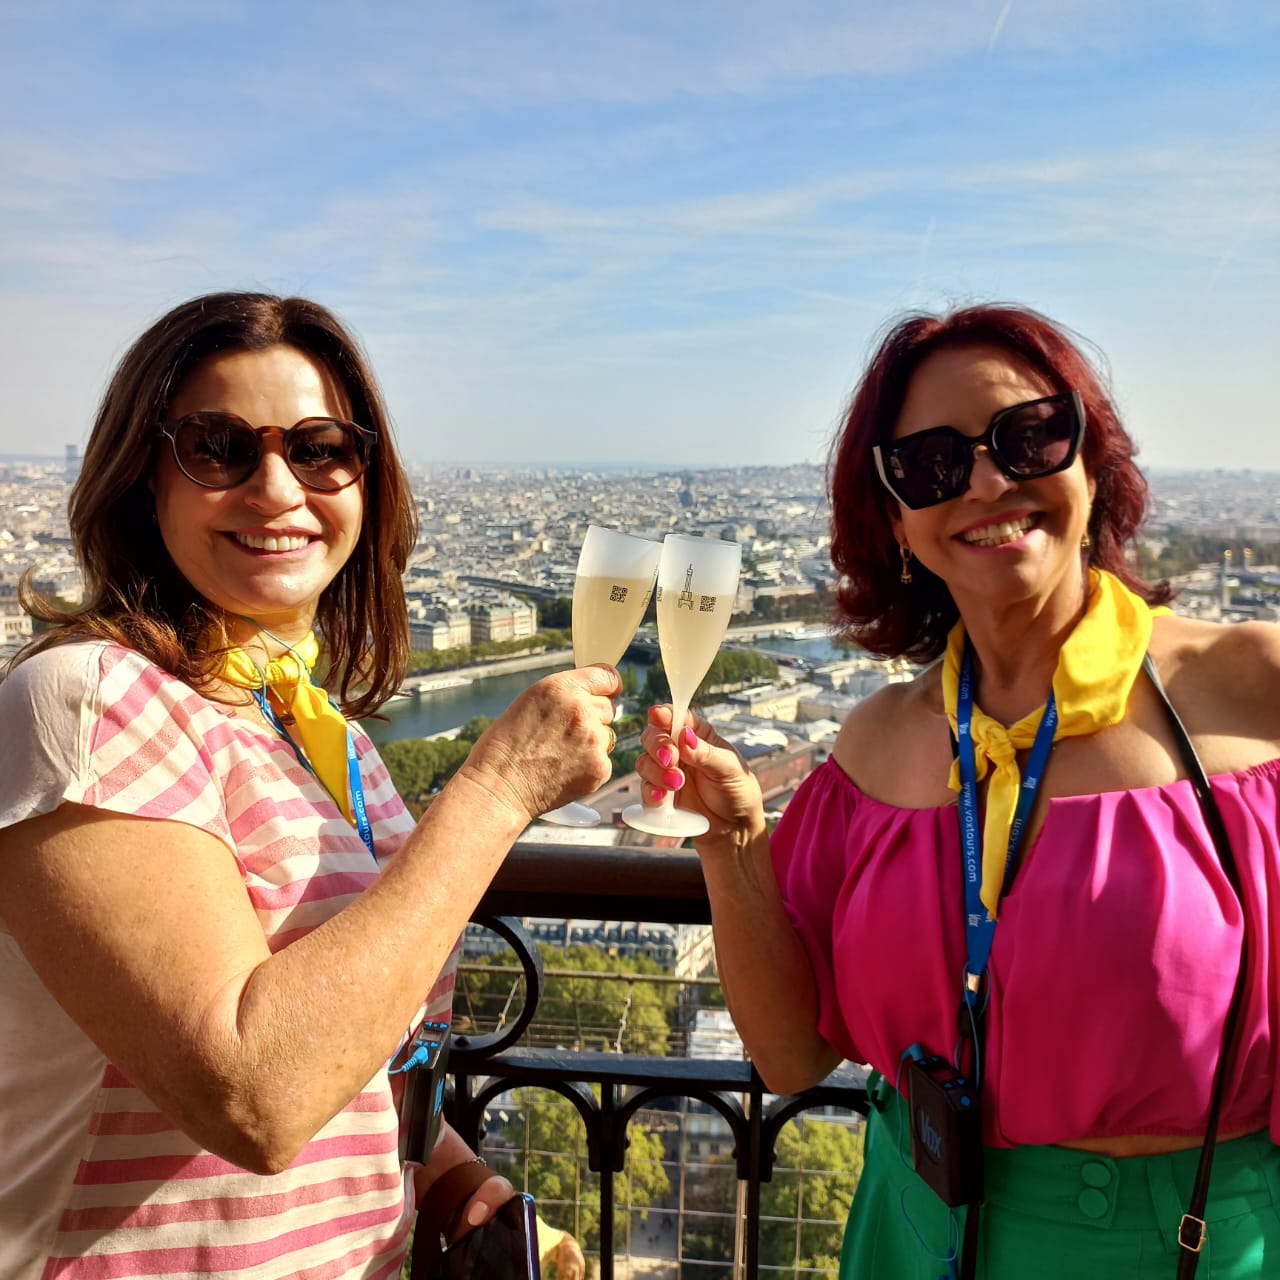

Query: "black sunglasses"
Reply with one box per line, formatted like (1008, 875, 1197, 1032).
(157, 413, 376, 492)
(872, 391, 1086, 510)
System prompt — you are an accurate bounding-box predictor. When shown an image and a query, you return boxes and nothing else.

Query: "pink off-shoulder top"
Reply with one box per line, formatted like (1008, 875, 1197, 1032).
(770, 756, 1280, 1148)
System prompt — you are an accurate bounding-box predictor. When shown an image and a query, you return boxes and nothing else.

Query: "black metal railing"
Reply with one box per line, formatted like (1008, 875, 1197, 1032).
(435, 844, 867, 1279)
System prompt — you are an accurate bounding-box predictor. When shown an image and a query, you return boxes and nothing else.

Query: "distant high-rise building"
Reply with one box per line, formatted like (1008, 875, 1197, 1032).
(65, 444, 81, 483)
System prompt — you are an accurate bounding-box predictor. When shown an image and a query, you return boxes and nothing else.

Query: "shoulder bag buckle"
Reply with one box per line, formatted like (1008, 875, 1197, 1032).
(1178, 1213, 1207, 1253)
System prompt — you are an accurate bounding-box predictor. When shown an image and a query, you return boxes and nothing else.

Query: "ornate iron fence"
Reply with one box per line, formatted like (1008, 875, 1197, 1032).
(430, 844, 868, 1279)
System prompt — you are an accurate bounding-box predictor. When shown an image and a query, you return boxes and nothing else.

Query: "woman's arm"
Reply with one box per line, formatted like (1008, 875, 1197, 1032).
(0, 665, 620, 1173)
(698, 819, 844, 1094)
(637, 708, 842, 1095)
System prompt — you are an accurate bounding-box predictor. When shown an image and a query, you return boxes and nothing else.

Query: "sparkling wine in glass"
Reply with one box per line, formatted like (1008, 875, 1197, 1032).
(621, 533, 741, 839)
(541, 526, 662, 827)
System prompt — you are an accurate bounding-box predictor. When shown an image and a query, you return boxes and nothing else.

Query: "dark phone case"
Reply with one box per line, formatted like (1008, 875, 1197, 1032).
(429, 1192, 541, 1280)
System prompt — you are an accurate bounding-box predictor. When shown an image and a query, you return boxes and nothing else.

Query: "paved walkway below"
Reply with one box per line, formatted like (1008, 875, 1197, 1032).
(412, 647, 574, 683)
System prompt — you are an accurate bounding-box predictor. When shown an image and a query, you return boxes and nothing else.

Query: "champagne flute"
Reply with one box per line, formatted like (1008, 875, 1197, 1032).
(541, 526, 662, 827)
(622, 534, 741, 838)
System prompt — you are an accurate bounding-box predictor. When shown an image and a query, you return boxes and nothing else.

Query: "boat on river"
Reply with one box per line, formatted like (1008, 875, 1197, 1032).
(412, 674, 475, 694)
(784, 623, 836, 640)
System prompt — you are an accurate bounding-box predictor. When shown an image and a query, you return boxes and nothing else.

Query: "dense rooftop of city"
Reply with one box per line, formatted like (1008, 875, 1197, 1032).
(2, 457, 1276, 602)
(1, 457, 1275, 596)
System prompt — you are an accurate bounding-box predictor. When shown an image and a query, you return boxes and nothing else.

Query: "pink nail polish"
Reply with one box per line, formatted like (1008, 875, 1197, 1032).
(662, 767, 683, 790)
(656, 746, 673, 769)
(647, 786, 667, 804)
(682, 727, 698, 749)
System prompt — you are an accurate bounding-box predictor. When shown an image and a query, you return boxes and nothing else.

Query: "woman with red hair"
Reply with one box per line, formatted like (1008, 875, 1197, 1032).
(636, 304, 1280, 1277)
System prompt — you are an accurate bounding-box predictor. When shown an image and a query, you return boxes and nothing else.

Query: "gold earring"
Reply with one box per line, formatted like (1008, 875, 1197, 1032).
(899, 543, 913, 584)
(1081, 530, 1092, 549)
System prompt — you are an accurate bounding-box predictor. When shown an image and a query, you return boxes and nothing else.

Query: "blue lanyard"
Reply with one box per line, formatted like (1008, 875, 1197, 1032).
(251, 690, 376, 860)
(956, 640, 1058, 1004)
(345, 731, 374, 857)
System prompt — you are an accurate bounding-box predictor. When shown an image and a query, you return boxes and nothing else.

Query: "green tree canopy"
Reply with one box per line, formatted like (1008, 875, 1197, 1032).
(759, 1117, 863, 1273)
(458, 943, 678, 1057)
(681, 1114, 863, 1275)
(644, 650, 779, 706)
(1136, 532, 1280, 580)
(610, 747, 642, 778)
(730, 585, 838, 627)
(486, 1087, 670, 1257)
(533, 595, 573, 630)
(406, 629, 571, 676)
(458, 716, 494, 743)
(613, 712, 646, 738)
(379, 736, 473, 805)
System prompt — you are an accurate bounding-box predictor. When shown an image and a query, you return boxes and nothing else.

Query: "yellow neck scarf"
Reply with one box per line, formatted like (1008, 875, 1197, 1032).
(942, 569, 1165, 918)
(217, 631, 354, 822)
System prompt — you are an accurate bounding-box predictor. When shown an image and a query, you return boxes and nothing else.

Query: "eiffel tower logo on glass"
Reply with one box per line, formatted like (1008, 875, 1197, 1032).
(678, 564, 696, 611)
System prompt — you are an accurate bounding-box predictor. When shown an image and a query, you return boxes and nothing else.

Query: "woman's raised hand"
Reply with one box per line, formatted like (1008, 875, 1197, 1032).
(459, 665, 623, 824)
(635, 705, 766, 845)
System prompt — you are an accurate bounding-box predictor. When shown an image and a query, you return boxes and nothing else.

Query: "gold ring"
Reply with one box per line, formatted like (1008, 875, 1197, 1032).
(606, 727, 616, 754)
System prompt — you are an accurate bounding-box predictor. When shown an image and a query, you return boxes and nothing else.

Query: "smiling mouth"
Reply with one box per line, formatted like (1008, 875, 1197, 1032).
(961, 516, 1034, 548)
(232, 533, 313, 552)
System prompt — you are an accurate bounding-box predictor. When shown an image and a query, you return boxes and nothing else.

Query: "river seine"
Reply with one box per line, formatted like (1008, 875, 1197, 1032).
(360, 632, 848, 746)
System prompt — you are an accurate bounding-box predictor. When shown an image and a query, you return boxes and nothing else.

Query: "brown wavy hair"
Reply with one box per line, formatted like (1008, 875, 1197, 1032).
(828, 302, 1172, 662)
(14, 291, 416, 716)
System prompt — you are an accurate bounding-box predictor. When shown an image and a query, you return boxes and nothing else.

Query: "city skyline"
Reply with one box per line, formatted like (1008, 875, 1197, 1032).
(2, 2, 1277, 472)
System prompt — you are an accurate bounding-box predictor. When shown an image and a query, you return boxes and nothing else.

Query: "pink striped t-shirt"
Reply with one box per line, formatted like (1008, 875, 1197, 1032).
(0, 642, 458, 1279)
(771, 756, 1280, 1148)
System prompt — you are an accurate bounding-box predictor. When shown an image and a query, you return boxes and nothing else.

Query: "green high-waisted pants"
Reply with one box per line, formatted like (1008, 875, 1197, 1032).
(840, 1079, 1280, 1278)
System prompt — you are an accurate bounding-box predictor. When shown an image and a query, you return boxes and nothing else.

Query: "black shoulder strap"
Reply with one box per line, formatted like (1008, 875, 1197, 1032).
(1143, 655, 1243, 894)
(1142, 654, 1249, 1278)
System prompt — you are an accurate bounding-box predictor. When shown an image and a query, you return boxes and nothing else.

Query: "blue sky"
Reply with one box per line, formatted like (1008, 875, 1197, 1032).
(1, 1, 1276, 470)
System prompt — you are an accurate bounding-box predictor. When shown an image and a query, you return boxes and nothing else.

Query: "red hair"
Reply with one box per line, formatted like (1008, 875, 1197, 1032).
(828, 303, 1172, 661)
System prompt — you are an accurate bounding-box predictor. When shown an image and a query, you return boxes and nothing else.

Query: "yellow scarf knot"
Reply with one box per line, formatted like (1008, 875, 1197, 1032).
(217, 632, 354, 822)
(942, 569, 1167, 918)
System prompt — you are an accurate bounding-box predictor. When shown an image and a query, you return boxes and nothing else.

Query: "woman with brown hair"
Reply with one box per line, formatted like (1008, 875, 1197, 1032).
(0, 291, 618, 1278)
(636, 303, 1280, 1277)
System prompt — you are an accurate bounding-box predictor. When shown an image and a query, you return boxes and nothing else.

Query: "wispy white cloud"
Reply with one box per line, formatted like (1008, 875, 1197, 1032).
(336, 0, 1277, 108)
(988, 0, 1016, 51)
(3, 123, 1272, 306)
(26, 0, 1264, 128)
